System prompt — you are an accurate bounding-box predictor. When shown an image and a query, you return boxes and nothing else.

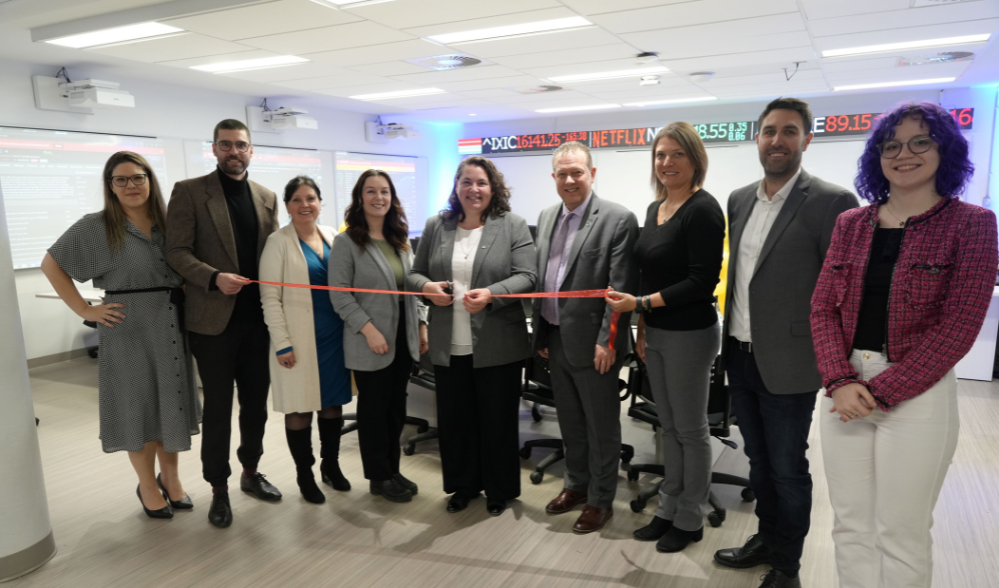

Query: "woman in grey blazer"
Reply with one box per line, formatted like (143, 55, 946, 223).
(409, 156, 537, 516)
(328, 169, 428, 503)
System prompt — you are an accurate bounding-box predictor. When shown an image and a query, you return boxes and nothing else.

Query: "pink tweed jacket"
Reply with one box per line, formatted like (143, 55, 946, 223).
(810, 197, 998, 410)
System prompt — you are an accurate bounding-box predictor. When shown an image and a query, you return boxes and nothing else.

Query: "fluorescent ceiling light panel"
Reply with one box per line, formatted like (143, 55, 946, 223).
(45, 22, 184, 49)
(548, 66, 669, 83)
(624, 96, 718, 107)
(350, 88, 446, 101)
(822, 34, 990, 58)
(191, 55, 309, 74)
(428, 17, 592, 45)
(833, 77, 955, 91)
(536, 104, 622, 113)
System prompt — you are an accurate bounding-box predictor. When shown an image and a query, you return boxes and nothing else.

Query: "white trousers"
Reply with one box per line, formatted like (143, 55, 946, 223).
(821, 350, 959, 588)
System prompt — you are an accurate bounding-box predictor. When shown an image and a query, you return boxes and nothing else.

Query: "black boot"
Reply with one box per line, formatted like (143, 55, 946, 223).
(285, 427, 325, 504)
(317, 416, 351, 491)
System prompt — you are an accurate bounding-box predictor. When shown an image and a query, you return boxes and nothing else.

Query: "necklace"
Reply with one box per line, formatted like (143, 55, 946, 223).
(882, 203, 907, 228)
(457, 228, 476, 259)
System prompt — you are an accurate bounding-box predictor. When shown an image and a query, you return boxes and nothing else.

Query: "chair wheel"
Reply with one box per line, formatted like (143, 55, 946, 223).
(403, 444, 415, 456)
(621, 447, 634, 464)
(529, 471, 543, 485)
(627, 468, 639, 482)
(519, 447, 532, 460)
(88, 348, 98, 358)
(741, 488, 756, 502)
(707, 512, 723, 527)
(531, 405, 542, 422)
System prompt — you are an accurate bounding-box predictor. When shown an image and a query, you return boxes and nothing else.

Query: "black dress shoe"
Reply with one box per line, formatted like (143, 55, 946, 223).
(633, 516, 672, 541)
(240, 472, 282, 501)
(137, 485, 173, 519)
(656, 526, 703, 553)
(446, 492, 480, 513)
(157, 474, 193, 510)
(208, 492, 232, 528)
(393, 473, 418, 495)
(758, 569, 802, 588)
(715, 534, 773, 569)
(486, 498, 506, 516)
(369, 478, 413, 503)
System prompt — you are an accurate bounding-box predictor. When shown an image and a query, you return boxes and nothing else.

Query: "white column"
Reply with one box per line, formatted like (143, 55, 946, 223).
(0, 185, 56, 581)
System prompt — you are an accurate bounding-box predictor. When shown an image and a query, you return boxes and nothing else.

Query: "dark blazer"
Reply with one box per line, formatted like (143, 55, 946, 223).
(408, 212, 537, 368)
(165, 171, 278, 335)
(723, 169, 858, 394)
(532, 193, 640, 368)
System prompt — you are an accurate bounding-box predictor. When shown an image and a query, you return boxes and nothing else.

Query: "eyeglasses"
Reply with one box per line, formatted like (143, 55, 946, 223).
(215, 140, 251, 153)
(878, 135, 936, 159)
(109, 174, 147, 187)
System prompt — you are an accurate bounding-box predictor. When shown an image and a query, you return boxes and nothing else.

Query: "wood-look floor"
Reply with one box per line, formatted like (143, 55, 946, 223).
(11, 357, 999, 588)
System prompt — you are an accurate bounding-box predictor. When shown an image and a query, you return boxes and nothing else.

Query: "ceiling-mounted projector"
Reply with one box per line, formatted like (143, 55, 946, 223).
(61, 79, 135, 108)
(264, 107, 318, 130)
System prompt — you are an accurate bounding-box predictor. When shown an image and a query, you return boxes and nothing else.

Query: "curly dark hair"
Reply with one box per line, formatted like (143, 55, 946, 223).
(344, 169, 410, 252)
(283, 175, 321, 204)
(855, 101, 973, 204)
(440, 156, 511, 222)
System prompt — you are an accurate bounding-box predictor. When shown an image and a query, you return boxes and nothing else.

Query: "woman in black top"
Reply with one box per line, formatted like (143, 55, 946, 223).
(607, 122, 725, 553)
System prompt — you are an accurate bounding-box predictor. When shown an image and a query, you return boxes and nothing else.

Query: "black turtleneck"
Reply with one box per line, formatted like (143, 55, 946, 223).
(216, 167, 262, 323)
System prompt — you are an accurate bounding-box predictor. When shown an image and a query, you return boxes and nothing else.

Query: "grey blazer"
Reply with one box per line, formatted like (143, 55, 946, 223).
(408, 212, 537, 368)
(723, 169, 858, 394)
(328, 232, 424, 372)
(532, 193, 640, 368)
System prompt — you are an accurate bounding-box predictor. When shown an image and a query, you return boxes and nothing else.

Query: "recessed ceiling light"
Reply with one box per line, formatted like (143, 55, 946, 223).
(536, 104, 622, 113)
(469, 113, 477, 116)
(822, 34, 990, 58)
(45, 22, 185, 49)
(309, 0, 396, 8)
(349, 88, 446, 101)
(624, 96, 719, 107)
(191, 56, 309, 74)
(548, 66, 670, 83)
(428, 16, 592, 45)
(833, 77, 955, 91)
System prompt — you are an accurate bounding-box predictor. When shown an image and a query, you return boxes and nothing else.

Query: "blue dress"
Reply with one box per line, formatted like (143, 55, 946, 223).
(301, 239, 352, 407)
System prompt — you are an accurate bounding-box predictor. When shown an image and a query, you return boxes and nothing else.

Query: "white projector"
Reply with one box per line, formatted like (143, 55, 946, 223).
(266, 107, 319, 131)
(382, 124, 419, 140)
(61, 79, 135, 108)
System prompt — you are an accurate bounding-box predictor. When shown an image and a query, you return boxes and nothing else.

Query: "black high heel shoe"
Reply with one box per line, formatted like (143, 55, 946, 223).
(137, 484, 173, 519)
(157, 474, 193, 510)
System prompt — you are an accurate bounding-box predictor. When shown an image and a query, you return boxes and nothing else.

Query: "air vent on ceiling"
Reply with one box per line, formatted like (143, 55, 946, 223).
(406, 54, 486, 71)
(898, 51, 975, 66)
(509, 85, 565, 95)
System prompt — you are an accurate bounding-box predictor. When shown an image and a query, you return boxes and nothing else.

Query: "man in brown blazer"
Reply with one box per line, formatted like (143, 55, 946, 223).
(165, 119, 281, 528)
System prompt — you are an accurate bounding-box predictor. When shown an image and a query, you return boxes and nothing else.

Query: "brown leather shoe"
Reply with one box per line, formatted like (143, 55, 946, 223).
(573, 506, 613, 534)
(545, 489, 588, 515)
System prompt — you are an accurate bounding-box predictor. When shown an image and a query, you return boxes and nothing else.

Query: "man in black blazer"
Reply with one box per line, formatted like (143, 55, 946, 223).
(533, 142, 639, 534)
(714, 98, 857, 588)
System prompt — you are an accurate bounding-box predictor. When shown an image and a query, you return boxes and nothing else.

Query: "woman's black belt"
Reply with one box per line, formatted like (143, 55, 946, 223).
(104, 287, 185, 323)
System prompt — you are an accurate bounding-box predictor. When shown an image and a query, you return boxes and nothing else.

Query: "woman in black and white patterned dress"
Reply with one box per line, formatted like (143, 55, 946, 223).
(41, 151, 201, 519)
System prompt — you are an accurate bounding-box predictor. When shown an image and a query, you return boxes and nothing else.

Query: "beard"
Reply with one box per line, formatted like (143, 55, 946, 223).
(220, 156, 247, 175)
(759, 148, 802, 177)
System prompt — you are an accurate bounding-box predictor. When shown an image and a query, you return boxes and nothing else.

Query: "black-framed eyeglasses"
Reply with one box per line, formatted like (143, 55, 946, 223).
(109, 174, 147, 187)
(215, 140, 251, 153)
(878, 135, 936, 159)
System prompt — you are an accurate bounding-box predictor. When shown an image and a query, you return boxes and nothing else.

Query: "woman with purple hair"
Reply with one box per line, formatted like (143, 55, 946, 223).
(810, 102, 997, 588)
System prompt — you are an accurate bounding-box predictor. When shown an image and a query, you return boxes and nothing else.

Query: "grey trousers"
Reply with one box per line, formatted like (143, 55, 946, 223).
(645, 322, 720, 531)
(547, 328, 623, 509)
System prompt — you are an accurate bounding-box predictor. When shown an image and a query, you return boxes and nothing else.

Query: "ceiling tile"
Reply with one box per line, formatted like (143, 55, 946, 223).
(157, 49, 281, 69)
(401, 6, 580, 38)
(452, 27, 621, 59)
(702, 68, 825, 88)
(216, 61, 359, 83)
(346, 61, 430, 77)
(304, 39, 444, 67)
(557, 75, 695, 93)
(662, 47, 818, 72)
(238, 21, 414, 54)
(387, 64, 525, 85)
(623, 23, 810, 57)
(316, 82, 429, 98)
(489, 43, 638, 70)
(800, 0, 909, 21)
(350, 0, 562, 29)
(432, 75, 548, 92)
(823, 60, 973, 82)
(162, 0, 363, 41)
(269, 71, 394, 90)
(559, 0, 695, 15)
(589, 0, 799, 34)
(814, 20, 999, 54)
(808, 1, 999, 37)
(455, 88, 522, 99)
(485, 90, 602, 104)
(586, 88, 715, 101)
(87, 33, 253, 63)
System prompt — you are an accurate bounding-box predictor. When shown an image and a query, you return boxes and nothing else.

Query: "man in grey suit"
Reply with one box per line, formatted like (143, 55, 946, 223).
(713, 98, 857, 588)
(534, 142, 639, 534)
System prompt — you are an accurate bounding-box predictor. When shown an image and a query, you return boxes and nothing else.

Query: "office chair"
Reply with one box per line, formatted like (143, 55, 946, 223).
(624, 353, 754, 528)
(402, 353, 438, 455)
(520, 353, 635, 485)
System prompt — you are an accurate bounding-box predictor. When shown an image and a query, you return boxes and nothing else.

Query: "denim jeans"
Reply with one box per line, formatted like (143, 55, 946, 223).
(726, 338, 818, 574)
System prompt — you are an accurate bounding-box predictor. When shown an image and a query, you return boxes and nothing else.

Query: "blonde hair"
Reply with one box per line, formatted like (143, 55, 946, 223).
(551, 141, 593, 170)
(650, 122, 708, 200)
(101, 151, 168, 251)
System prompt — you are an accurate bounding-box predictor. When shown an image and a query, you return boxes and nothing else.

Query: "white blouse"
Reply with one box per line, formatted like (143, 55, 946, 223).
(450, 225, 484, 356)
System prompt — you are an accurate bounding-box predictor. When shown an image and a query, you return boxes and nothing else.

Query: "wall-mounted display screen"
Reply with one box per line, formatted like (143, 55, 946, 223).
(812, 108, 974, 137)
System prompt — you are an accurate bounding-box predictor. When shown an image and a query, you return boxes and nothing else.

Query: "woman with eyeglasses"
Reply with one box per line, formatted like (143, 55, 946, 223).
(41, 151, 201, 519)
(811, 102, 997, 588)
(328, 169, 428, 503)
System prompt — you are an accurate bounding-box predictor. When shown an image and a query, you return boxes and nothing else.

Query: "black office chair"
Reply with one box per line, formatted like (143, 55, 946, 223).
(402, 353, 439, 455)
(624, 353, 754, 527)
(520, 353, 635, 484)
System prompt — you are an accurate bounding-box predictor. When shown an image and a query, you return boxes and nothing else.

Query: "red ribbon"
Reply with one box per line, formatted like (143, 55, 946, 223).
(252, 280, 622, 351)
